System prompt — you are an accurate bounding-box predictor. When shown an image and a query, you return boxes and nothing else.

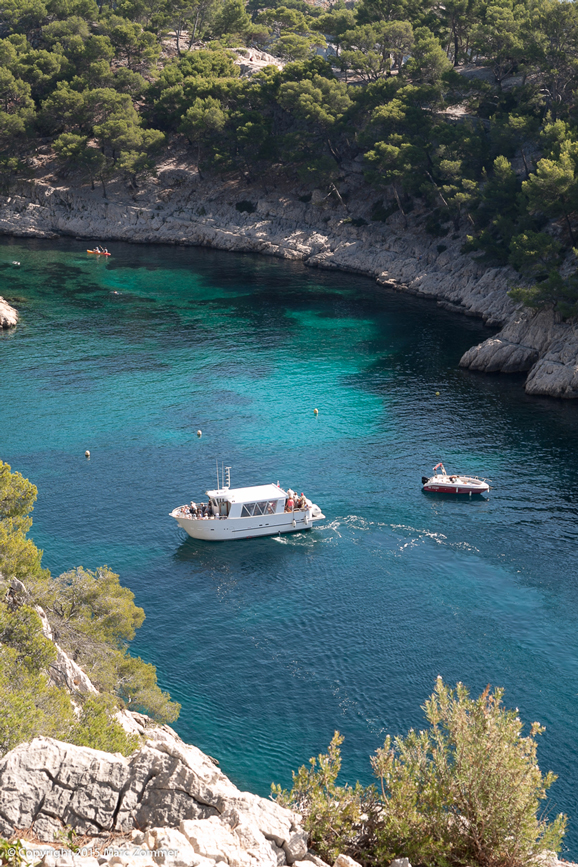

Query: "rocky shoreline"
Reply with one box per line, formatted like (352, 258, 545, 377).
(1, 164, 578, 397)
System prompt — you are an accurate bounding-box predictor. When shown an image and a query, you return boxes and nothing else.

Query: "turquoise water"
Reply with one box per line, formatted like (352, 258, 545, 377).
(2, 237, 578, 852)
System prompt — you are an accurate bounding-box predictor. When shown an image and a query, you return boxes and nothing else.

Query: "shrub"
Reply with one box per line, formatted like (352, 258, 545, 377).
(70, 695, 139, 756)
(273, 732, 379, 865)
(274, 679, 566, 867)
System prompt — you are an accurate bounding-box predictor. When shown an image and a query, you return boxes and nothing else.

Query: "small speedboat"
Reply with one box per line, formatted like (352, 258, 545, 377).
(170, 467, 325, 541)
(422, 463, 489, 495)
(87, 249, 111, 256)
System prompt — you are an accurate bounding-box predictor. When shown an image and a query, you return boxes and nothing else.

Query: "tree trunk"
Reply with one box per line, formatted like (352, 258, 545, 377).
(454, 31, 459, 66)
(188, 8, 202, 49)
(392, 184, 407, 228)
(565, 213, 575, 246)
(521, 147, 530, 179)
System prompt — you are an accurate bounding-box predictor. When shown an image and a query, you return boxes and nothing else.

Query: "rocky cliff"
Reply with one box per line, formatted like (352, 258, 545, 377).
(1, 163, 577, 397)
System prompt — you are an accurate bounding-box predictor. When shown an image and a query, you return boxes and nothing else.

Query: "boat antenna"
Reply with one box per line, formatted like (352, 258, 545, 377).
(221, 461, 224, 489)
(216, 459, 219, 490)
(225, 466, 231, 489)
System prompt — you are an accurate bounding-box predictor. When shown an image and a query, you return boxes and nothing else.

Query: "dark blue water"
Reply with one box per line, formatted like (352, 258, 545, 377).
(1, 237, 578, 852)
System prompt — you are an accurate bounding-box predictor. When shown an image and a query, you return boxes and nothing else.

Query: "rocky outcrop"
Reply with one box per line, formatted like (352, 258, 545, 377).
(0, 296, 18, 328)
(1, 166, 578, 396)
(0, 730, 319, 867)
(460, 308, 578, 397)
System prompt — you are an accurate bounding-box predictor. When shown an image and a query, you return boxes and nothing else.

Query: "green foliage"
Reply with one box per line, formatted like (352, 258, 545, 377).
(2, 0, 578, 311)
(273, 732, 377, 864)
(0, 644, 75, 756)
(0, 604, 56, 672)
(70, 695, 139, 755)
(0, 460, 179, 757)
(508, 230, 562, 279)
(510, 268, 578, 318)
(275, 680, 566, 867)
(0, 837, 28, 867)
(372, 679, 566, 867)
(28, 565, 180, 724)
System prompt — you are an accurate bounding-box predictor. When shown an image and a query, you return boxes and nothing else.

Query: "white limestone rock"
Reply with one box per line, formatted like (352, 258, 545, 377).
(0, 729, 303, 863)
(333, 856, 362, 867)
(0, 296, 18, 328)
(49, 643, 99, 695)
(181, 816, 253, 866)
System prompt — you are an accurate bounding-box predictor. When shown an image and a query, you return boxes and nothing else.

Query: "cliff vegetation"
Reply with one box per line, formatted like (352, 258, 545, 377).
(0, 458, 180, 758)
(3, 0, 578, 312)
(274, 680, 567, 867)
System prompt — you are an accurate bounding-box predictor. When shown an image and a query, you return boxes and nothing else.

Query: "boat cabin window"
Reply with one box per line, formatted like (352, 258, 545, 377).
(240, 500, 277, 517)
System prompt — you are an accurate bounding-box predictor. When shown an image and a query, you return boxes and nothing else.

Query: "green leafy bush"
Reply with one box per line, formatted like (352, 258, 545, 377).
(0, 459, 179, 759)
(274, 679, 566, 867)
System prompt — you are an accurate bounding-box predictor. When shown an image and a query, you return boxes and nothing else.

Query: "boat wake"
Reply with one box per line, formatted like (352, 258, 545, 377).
(391, 524, 480, 554)
(272, 516, 479, 556)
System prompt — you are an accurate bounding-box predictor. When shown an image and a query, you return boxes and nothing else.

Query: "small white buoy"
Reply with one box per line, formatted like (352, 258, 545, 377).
(85, 450, 90, 458)
(197, 430, 202, 437)
(314, 408, 318, 415)
(12, 261, 20, 266)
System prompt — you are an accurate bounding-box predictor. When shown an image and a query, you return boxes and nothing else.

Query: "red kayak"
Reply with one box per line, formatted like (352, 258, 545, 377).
(87, 249, 111, 256)
(422, 463, 489, 495)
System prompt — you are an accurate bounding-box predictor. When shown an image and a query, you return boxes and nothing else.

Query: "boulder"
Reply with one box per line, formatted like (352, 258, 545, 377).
(333, 856, 362, 867)
(0, 296, 18, 328)
(0, 730, 304, 853)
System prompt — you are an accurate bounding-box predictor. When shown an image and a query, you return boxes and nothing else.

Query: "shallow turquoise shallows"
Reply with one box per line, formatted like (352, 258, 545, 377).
(2, 237, 578, 854)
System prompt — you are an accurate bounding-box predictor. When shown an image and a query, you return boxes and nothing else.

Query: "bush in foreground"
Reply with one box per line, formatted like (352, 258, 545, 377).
(274, 678, 566, 867)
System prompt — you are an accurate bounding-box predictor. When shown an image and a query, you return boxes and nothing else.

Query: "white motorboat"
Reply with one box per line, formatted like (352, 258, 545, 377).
(422, 462, 490, 495)
(170, 469, 325, 541)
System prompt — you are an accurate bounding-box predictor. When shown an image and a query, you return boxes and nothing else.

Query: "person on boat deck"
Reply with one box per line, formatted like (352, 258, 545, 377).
(297, 493, 306, 509)
(286, 496, 294, 512)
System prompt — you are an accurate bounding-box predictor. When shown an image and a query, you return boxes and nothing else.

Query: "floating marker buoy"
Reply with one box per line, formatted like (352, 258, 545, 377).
(314, 408, 318, 415)
(197, 430, 202, 437)
(85, 450, 90, 458)
(12, 261, 20, 266)
(436, 392, 440, 396)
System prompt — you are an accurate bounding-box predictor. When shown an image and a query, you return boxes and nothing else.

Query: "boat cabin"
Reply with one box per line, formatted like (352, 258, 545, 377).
(205, 483, 288, 519)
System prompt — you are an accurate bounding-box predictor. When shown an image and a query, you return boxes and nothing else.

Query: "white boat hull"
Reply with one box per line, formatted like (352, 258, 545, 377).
(171, 508, 325, 541)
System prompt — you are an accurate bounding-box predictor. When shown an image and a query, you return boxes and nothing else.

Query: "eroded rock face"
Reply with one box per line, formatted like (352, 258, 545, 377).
(0, 296, 18, 328)
(0, 729, 306, 867)
(459, 308, 578, 397)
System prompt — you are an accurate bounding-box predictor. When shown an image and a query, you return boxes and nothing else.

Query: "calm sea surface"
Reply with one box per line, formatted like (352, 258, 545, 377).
(1, 237, 578, 852)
